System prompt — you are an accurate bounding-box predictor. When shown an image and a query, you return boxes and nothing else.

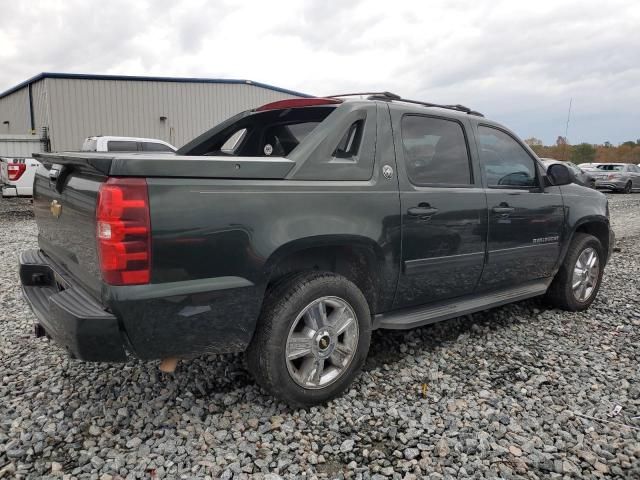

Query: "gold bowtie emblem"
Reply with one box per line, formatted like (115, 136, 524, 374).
(50, 200, 62, 218)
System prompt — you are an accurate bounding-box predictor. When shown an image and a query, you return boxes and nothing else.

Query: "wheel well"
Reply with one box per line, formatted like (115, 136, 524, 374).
(575, 221, 610, 258)
(267, 244, 380, 313)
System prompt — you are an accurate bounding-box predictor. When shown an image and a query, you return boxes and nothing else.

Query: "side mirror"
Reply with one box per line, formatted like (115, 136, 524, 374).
(546, 163, 574, 186)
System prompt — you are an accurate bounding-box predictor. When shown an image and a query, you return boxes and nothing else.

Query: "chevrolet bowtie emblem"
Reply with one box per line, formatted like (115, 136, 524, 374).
(50, 200, 62, 218)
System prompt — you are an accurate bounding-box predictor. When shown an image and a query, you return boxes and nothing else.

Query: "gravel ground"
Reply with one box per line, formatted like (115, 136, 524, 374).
(1, 194, 639, 480)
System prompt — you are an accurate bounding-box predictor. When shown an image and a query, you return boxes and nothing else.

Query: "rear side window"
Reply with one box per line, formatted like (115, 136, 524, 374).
(334, 121, 363, 159)
(478, 126, 537, 188)
(142, 142, 174, 152)
(107, 141, 138, 152)
(401, 115, 472, 185)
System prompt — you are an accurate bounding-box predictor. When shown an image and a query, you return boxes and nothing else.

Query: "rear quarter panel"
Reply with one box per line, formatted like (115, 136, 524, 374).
(113, 173, 401, 359)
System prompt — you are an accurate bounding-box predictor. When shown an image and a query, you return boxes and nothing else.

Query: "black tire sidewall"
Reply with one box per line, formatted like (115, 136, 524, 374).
(559, 235, 604, 311)
(250, 273, 371, 407)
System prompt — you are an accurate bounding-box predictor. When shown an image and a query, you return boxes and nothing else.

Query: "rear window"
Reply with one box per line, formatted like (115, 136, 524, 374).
(184, 106, 337, 157)
(108, 141, 138, 152)
(596, 164, 623, 171)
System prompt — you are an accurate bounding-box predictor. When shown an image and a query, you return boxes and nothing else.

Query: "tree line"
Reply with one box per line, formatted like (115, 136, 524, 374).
(524, 137, 640, 165)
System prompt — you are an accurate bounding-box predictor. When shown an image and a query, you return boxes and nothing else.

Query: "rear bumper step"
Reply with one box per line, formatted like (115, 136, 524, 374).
(20, 249, 127, 362)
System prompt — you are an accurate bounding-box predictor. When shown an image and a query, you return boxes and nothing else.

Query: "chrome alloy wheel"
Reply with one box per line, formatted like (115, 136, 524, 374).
(285, 296, 359, 389)
(572, 247, 600, 302)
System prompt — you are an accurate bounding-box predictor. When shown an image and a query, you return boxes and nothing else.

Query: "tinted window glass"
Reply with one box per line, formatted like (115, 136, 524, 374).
(107, 141, 138, 152)
(478, 126, 537, 187)
(334, 120, 363, 159)
(401, 115, 472, 185)
(142, 142, 174, 152)
(596, 164, 623, 171)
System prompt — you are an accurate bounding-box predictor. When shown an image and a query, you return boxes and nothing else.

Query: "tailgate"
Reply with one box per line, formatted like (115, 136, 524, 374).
(32, 155, 108, 300)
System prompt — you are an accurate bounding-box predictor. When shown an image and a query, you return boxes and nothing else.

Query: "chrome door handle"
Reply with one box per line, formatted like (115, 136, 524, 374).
(408, 206, 438, 216)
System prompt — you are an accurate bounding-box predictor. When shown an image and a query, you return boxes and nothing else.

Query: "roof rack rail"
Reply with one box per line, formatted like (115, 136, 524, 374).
(327, 91, 402, 100)
(327, 91, 484, 117)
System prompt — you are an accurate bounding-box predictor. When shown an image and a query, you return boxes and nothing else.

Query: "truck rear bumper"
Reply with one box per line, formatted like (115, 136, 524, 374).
(20, 249, 127, 361)
(20, 249, 262, 362)
(2, 185, 18, 197)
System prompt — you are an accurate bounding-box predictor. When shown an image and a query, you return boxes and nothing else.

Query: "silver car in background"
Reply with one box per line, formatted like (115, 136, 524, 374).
(591, 163, 640, 193)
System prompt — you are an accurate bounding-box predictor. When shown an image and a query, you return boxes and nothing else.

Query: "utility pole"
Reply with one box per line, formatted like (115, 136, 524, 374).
(563, 98, 572, 161)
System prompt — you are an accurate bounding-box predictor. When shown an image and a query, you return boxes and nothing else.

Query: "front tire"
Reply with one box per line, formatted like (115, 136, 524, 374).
(246, 272, 371, 407)
(546, 233, 604, 311)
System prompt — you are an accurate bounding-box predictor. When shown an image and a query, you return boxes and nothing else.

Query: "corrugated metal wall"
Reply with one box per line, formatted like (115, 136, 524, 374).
(31, 79, 51, 135)
(0, 76, 303, 152)
(0, 87, 31, 135)
(0, 135, 43, 157)
(45, 78, 300, 151)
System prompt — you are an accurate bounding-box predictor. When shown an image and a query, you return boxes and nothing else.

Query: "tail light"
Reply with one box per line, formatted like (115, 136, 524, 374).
(7, 163, 26, 181)
(96, 178, 151, 285)
(608, 174, 620, 179)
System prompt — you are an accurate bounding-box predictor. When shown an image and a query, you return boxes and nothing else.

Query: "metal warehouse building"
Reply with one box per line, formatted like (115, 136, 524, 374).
(0, 72, 308, 152)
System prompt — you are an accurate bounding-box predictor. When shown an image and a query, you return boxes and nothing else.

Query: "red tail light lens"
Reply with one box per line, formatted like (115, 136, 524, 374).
(7, 163, 26, 181)
(96, 178, 151, 285)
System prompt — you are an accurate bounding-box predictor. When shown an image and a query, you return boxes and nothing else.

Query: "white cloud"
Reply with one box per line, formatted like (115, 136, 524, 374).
(1, 0, 639, 144)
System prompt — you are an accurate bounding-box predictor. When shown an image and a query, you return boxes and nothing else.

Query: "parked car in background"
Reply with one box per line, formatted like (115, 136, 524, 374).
(591, 163, 640, 193)
(21, 94, 614, 406)
(81, 136, 177, 153)
(1, 157, 41, 197)
(540, 158, 596, 188)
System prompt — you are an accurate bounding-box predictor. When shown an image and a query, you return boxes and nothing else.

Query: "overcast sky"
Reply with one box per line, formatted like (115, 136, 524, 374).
(1, 0, 638, 145)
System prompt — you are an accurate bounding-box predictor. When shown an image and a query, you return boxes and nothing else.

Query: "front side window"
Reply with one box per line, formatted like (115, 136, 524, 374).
(401, 115, 472, 185)
(478, 126, 537, 188)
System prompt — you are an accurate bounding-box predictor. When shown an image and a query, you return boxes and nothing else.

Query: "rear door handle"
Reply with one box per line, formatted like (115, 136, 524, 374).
(492, 206, 515, 214)
(408, 206, 438, 216)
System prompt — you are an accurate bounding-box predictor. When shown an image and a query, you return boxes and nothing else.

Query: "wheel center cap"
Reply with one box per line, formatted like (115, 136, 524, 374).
(319, 335, 330, 350)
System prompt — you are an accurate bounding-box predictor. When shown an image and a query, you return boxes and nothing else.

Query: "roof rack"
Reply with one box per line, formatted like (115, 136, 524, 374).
(327, 91, 484, 117)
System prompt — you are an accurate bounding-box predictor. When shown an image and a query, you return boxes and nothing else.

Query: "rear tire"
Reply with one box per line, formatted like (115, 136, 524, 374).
(246, 272, 371, 407)
(546, 233, 604, 311)
(623, 182, 632, 194)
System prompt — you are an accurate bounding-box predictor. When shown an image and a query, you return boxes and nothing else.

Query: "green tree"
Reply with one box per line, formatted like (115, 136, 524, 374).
(571, 143, 596, 164)
(621, 141, 637, 147)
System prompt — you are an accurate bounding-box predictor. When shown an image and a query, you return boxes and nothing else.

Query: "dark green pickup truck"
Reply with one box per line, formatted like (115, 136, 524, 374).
(21, 93, 614, 406)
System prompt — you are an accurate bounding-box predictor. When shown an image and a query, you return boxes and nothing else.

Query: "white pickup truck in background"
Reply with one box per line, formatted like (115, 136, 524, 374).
(1, 157, 41, 197)
(1, 136, 176, 198)
(81, 136, 177, 153)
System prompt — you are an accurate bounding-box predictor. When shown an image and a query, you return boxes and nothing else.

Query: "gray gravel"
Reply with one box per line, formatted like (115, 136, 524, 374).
(1, 194, 639, 480)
